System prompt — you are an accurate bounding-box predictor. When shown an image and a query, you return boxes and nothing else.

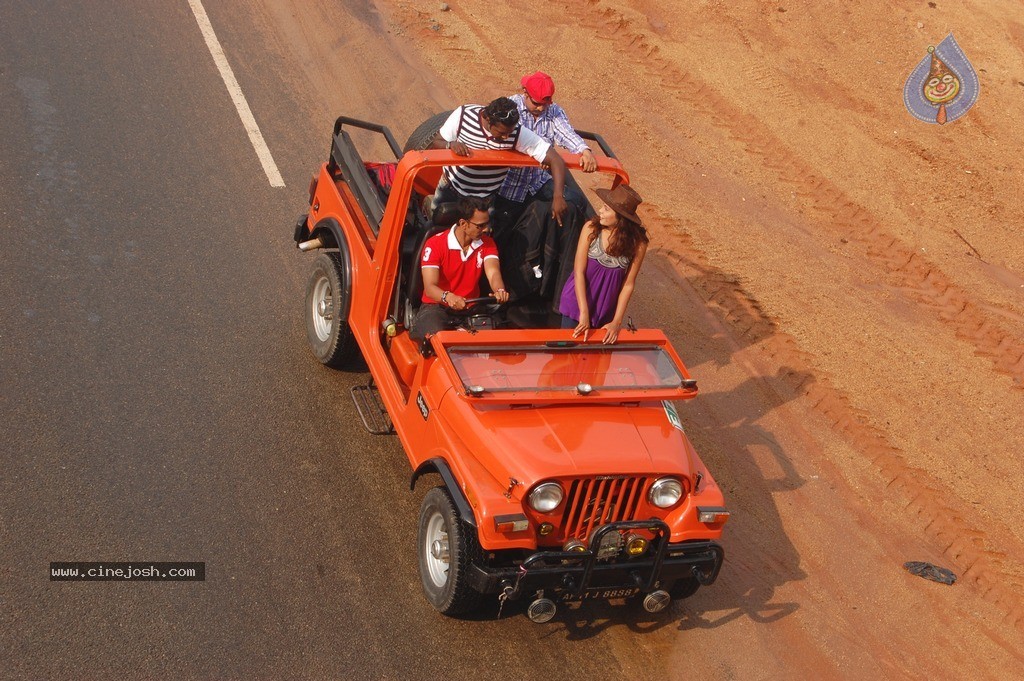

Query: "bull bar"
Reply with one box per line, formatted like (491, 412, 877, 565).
(467, 520, 724, 599)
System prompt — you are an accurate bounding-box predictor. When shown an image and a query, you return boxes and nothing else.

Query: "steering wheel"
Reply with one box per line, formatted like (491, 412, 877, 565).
(447, 295, 506, 317)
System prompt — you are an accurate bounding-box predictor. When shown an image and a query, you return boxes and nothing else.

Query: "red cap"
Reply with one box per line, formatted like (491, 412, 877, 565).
(520, 71, 555, 102)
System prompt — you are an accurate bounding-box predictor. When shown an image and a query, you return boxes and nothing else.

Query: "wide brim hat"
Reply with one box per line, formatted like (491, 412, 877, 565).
(594, 184, 643, 225)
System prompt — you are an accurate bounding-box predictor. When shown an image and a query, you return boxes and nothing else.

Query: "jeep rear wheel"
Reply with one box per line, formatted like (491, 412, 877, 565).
(418, 486, 483, 615)
(304, 252, 358, 368)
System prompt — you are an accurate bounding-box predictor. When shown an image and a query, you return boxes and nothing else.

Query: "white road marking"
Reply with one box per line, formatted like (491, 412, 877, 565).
(187, 0, 285, 187)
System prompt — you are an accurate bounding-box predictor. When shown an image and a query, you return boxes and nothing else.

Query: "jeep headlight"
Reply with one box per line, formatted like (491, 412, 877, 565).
(528, 482, 564, 513)
(648, 477, 684, 508)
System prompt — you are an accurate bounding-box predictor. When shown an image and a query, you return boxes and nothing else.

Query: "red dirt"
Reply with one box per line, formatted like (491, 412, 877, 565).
(258, 0, 1024, 675)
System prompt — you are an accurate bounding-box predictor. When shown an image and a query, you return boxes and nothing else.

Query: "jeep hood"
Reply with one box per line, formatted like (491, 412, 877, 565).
(437, 398, 697, 487)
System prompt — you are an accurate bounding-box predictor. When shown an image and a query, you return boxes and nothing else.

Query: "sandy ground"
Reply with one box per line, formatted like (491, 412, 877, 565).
(251, 0, 1024, 676)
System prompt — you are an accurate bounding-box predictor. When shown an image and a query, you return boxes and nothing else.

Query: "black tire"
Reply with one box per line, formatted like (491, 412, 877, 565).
(304, 252, 358, 368)
(403, 110, 455, 153)
(667, 576, 701, 600)
(417, 486, 484, 615)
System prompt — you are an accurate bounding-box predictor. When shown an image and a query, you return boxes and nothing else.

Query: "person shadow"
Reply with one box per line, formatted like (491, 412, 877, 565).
(667, 367, 812, 631)
(635, 248, 815, 631)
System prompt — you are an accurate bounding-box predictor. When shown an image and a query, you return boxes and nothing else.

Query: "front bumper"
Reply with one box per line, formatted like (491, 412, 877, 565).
(467, 520, 724, 600)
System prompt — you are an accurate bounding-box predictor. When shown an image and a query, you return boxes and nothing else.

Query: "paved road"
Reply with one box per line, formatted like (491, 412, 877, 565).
(0, 2, 637, 678)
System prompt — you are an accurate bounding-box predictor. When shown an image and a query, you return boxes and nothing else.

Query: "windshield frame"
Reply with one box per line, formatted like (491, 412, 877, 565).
(430, 329, 699, 404)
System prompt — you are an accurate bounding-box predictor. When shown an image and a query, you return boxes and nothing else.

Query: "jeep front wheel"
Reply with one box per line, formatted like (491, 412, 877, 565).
(417, 486, 483, 615)
(304, 252, 358, 368)
(667, 576, 701, 600)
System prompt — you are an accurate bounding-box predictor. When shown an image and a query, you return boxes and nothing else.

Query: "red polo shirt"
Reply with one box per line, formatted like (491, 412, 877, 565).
(420, 226, 499, 303)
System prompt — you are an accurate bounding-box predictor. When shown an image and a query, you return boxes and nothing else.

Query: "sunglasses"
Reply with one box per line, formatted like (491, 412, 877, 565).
(467, 219, 491, 228)
(527, 96, 549, 107)
(490, 108, 518, 123)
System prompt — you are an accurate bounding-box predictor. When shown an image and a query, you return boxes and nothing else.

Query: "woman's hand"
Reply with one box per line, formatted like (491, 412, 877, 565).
(572, 314, 591, 341)
(601, 320, 622, 344)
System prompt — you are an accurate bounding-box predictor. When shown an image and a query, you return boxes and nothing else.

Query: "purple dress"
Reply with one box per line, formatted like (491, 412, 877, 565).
(558, 235, 631, 327)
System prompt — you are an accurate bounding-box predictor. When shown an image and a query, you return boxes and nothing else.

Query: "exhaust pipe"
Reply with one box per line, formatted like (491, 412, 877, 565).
(527, 597, 557, 623)
(298, 237, 324, 252)
(642, 590, 671, 613)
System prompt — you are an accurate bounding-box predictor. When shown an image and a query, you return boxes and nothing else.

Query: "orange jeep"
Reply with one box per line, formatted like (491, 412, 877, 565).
(292, 116, 728, 621)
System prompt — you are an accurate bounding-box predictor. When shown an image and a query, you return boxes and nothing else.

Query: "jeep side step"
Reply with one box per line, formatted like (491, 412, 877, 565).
(350, 379, 394, 434)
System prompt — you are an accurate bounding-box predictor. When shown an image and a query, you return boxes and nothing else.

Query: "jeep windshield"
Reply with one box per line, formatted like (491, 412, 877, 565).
(447, 343, 685, 393)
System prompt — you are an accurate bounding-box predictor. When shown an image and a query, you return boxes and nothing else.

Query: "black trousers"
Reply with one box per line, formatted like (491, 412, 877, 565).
(410, 303, 455, 341)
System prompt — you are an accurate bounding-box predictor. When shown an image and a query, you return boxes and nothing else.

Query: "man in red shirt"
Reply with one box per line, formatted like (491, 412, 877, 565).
(411, 197, 511, 341)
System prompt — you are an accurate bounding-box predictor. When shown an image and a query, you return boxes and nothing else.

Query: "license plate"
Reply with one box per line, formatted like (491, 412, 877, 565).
(561, 587, 640, 601)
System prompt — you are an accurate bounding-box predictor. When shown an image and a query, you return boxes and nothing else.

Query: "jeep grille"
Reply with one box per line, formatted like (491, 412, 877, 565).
(561, 476, 650, 539)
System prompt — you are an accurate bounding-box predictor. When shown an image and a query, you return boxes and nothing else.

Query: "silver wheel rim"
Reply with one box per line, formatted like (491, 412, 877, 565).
(311, 275, 333, 342)
(424, 510, 450, 589)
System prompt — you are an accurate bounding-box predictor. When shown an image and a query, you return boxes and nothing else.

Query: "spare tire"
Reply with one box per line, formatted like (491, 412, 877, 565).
(403, 110, 455, 153)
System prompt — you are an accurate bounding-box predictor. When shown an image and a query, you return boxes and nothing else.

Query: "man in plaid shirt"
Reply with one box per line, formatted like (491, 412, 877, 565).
(498, 71, 597, 212)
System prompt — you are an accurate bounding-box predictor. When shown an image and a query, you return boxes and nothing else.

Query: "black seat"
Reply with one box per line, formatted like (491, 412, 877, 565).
(431, 201, 462, 228)
(400, 202, 465, 328)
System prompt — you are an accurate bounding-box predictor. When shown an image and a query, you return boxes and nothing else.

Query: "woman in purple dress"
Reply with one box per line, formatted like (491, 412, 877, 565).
(558, 184, 649, 344)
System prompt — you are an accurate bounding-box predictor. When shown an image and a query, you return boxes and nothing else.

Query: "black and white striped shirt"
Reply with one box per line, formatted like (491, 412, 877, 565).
(438, 105, 551, 197)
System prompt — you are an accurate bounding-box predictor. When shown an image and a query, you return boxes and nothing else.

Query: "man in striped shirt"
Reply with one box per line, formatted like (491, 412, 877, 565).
(428, 97, 569, 225)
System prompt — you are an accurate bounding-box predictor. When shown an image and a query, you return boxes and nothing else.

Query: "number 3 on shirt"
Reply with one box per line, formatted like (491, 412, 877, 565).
(422, 247, 432, 262)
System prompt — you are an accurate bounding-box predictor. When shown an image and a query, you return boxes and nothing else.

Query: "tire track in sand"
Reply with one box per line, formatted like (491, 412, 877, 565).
(565, 0, 1024, 628)
(570, 0, 1024, 389)
(643, 207, 1024, 630)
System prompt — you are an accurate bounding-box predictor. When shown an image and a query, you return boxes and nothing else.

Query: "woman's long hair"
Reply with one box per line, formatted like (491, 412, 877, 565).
(586, 214, 649, 260)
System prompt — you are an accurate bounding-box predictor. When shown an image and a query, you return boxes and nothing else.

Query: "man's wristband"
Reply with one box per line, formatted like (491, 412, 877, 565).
(441, 290, 450, 305)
